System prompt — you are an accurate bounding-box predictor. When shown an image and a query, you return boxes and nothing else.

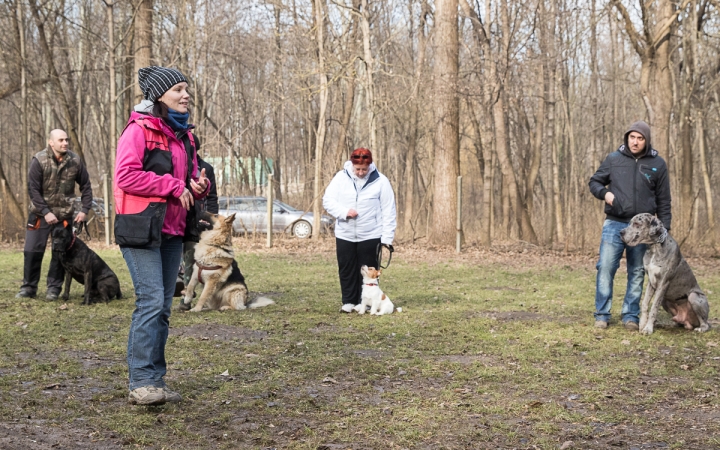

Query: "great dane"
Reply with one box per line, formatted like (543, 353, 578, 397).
(620, 213, 710, 335)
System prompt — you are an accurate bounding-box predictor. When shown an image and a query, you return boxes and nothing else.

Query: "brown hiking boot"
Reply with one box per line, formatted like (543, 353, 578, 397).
(624, 321, 639, 331)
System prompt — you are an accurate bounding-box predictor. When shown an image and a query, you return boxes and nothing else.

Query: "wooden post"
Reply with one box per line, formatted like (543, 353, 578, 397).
(103, 173, 110, 246)
(456, 176, 462, 253)
(266, 175, 273, 248)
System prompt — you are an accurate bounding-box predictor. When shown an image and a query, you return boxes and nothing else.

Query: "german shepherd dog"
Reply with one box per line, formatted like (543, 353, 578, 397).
(51, 221, 122, 304)
(182, 211, 274, 312)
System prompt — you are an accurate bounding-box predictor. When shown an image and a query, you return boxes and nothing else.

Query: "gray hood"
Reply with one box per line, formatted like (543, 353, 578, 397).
(133, 99, 154, 113)
(623, 120, 652, 155)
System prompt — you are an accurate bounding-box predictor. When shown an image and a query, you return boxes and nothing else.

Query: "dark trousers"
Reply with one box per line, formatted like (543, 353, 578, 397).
(336, 237, 380, 306)
(21, 217, 65, 294)
(182, 241, 197, 287)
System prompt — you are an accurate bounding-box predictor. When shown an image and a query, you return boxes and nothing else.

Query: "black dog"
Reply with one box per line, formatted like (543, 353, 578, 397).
(51, 222, 122, 304)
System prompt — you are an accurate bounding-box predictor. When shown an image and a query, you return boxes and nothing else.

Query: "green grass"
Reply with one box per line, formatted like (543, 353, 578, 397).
(0, 244, 719, 449)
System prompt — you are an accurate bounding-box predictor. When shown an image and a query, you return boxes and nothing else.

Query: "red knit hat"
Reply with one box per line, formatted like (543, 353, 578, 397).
(350, 148, 372, 165)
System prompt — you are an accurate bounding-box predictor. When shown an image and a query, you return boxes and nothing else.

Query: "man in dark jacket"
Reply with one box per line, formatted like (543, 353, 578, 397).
(17, 129, 93, 300)
(589, 120, 671, 330)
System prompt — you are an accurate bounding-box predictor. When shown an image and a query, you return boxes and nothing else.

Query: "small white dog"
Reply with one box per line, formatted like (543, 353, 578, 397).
(354, 265, 394, 315)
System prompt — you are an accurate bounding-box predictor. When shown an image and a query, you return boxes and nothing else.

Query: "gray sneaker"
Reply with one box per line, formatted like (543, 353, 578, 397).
(594, 320, 608, 329)
(128, 386, 166, 406)
(162, 387, 182, 403)
(46, 289, 60, 301)
(15, 289, 36, 299)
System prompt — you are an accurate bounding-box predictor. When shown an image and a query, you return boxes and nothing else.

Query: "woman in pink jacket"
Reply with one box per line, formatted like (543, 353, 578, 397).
(114, 66, 209, 406)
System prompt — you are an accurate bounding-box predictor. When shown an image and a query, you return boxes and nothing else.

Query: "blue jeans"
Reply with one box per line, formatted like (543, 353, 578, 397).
(121, 235, 183, 391)
(594, 219, 646, 324)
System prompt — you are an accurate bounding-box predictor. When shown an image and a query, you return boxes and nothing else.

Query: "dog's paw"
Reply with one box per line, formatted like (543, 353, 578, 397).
(60, 294, 69, 301)
(189, 307, 202, 313)
(640, 326, 654, 335)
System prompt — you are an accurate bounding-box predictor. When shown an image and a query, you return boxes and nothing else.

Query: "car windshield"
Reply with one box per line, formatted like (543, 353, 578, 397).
(274, 200, 300, 212)
(222, 198, 260, 210)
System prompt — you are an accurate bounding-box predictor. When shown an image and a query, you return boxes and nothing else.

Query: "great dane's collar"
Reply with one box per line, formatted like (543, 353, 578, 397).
(68, 233, 76, 250)
(657, 228, 668, 244)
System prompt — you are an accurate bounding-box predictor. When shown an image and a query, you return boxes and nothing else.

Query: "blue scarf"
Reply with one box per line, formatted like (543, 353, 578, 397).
(166, 109, 190, 132)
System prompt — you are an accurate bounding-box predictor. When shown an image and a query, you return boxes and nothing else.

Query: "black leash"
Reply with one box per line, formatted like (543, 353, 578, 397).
(73, 221, 90, 240)
(376, 243, 394, 269)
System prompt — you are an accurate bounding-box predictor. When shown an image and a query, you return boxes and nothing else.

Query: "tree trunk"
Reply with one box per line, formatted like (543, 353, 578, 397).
(28, 0, 84, 161)
(359, 0, 378, 163)
(312, 0, 328, 239)
(525, 57, 544, 224)
(402, 0, 429, 241)
(133, 0, 153, 104)
(106, 1, 117, 241)
(696, 113, 715, 248)
(16, 0, 29, 210)
(468, 100, 493, 246)
(612, 0, 687, 217)
(273, 4, 284, 201)
(429, 0, 460, 246)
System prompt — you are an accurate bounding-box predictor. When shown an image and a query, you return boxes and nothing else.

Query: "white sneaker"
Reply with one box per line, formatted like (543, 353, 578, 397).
(340, 303, 355, 313)
(128, 386, 166, 405)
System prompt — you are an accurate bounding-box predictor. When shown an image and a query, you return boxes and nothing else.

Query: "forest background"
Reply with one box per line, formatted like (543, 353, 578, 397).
(0, 0, 718, 253)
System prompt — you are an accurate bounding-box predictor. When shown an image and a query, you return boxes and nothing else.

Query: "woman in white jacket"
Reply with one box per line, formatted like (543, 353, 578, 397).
(323, 148, 397, 313)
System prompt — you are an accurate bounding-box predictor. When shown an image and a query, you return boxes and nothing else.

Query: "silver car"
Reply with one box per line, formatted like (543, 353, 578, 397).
(218, 196, 334, 239)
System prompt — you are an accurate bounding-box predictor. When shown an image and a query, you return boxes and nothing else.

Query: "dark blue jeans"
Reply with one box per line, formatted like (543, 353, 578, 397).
(594, 220, 646, 325)
(121, 235, 183, 391)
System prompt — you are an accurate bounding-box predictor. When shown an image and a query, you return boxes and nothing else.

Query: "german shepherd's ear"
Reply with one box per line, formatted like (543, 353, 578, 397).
(225, 213, 236, 224)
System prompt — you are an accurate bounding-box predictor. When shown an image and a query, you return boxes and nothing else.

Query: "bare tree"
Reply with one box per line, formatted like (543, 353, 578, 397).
(133, 0, 153, 103)
(312, 0, 329, 239)
(430, 0, 460, 245)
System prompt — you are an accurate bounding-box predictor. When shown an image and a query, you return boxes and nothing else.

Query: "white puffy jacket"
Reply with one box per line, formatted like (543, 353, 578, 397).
(323, 161, 396, 245)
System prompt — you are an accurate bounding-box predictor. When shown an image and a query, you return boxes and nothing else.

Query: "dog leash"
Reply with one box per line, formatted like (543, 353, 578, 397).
(376, 243, 394, 269)
(73, 221, 90, 240)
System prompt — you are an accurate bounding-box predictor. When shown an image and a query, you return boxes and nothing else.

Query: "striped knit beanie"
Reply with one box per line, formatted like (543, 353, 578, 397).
(138, 66, 188, 102)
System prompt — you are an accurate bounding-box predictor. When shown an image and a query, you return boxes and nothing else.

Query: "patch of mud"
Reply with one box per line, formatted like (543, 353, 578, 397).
(436, 354, 496, 365)
(308, 322, 337, 334)
(169, 323, 268, 341)
(0, 422, 124, 449)
(13, 350, 123, 372)
(477, 310, 548, 321)
(483, 286, 522, 291)
(352, 349, 384, 359)
(251, 291, 282, 301)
